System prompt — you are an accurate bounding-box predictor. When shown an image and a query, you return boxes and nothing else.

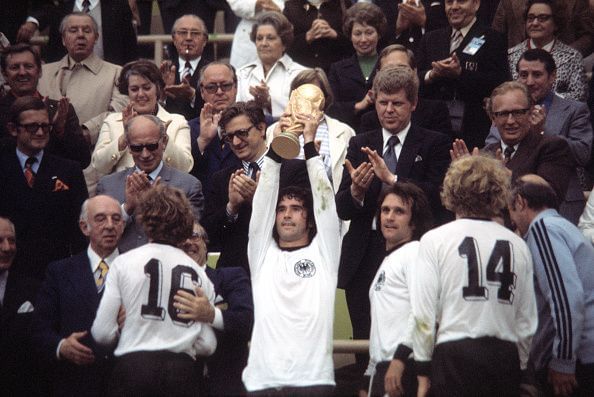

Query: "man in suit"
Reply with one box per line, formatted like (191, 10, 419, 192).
(189, 61, 241, 191)
(0, 96, 88, 280)
(31, 194, 124, 396)
(483, 81, 575, 212)
(0, 217, 41, 396)
(336, 65, 451, 365)
(0, 43, 90, 168)
(161, 14, 211, 121)
(17, 0, 137, 65)
(96, 114, 203, 253)
(486, 49, 592, 224)
(416, 0, 509, 150)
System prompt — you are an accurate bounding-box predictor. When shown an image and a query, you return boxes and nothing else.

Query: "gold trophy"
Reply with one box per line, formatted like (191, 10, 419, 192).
(271, 84, 325, 159)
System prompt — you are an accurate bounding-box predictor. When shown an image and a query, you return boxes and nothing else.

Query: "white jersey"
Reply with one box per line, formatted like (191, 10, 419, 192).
(410, 219, 537, 369)
(366, 241, 419, 376)
(91, 243, 217, 358)
(242, 154, 340, 391)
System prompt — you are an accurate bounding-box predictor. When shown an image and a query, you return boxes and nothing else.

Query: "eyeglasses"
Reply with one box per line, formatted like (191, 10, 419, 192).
(492, 108, 531, 120)
(128, 140, 161, 153)
(17, 122, 52, 133)
(222, 125, 255, 143)
(175, 30, 206, 38)
(201, 82, 235, 94)
(526, 14, 553, 23)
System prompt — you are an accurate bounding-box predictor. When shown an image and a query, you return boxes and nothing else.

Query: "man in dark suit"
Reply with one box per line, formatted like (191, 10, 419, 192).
(16, 0, 137, 65)
(416, 0, 509, 149)
(31, 194, 124, 396)
(0, 96, 88, 280)
(483, 81, 575, 210)
(161, 14, 211, 121)
(336, 66, 450, 364)
(96, 115, 204, 253)
(0, 216, 41, 396)
(0, 43, 90, 168)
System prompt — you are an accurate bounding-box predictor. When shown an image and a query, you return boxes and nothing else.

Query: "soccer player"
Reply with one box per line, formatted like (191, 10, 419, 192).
(410, 155, 537, 396)
(91, 184, 216, 396)
(242, 112, 340, 395)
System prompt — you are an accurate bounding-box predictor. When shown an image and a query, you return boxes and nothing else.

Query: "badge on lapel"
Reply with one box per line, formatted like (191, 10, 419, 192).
(414, 155, 423, 163)
(52, 176, 70, 191)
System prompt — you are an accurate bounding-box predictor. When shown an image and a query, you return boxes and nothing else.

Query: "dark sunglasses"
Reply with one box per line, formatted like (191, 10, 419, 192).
(222, 125, 254, 143)
(17, 122, 52, 133)
(129, 141, 161, 153)
(201, 82, 235, 94)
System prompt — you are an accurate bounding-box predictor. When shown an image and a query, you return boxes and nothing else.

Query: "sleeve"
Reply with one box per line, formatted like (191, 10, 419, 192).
(335, 135, 371, 220)
(90, 263, 122, 347)
(226, 0, 258, 19)
(536, 137, 575, 203)
(91, 114, 126, 175)
(218, 268, 254, 339)
(559, 101, 593, 167)
(393, 257, 416, 362)
(528, 221, 585, 374)
(562, 52, 588, 102)
(578, 190, 594, 244)
(491, 0, 507, 35)
(202, 169, 235, 251)
(48, 103, 91, 169)
(327, 63, 359, 126)
(484, 124, 502, 147)
(192, 324, 217, 357)
(569, 0, 594, 56)
(68, 165, 90, 254)
(513, 244, 538, 371)
(163, 115, 194, 172)
(187, 177, 205, 222)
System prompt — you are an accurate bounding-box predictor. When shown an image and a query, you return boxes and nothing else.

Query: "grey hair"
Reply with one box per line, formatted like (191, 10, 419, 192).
(59, 12, 99, 36)
(124, 114, 166, 140)
(0, 216, 16, 234)
(79, 196, 124, 227)
(198, 61, 237, 84)
(171, 14, 208, 37)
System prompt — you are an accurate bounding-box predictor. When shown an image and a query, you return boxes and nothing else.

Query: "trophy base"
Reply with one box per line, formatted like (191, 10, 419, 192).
(271, 132, 301, 159)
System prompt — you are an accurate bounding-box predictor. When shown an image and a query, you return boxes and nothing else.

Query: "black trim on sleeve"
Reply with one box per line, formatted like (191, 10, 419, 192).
(304, 141, 319, 160)
(393, 344, 413, 361)
(416, 360, 432, 376)
(266, 147, 283, 163)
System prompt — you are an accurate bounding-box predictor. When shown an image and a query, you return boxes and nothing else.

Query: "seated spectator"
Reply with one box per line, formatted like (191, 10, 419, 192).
(236, 11, 307, 118)
(327, 2, 387, 130)
(283, 0, 352, 71)
(91, 60, 192, 191)
(0, 43, 90, 168)
(507, 0, 587, 101)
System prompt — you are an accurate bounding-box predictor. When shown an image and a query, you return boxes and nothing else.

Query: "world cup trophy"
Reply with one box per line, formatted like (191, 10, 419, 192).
(271, 83, 325, 159)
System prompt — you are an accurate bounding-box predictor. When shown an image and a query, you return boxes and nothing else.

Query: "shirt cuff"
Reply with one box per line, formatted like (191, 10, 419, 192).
(56, 339, 65, 360)
(26, 16, 40, 26)
(304, 141, 318, 160)
(416, 360, 432, 376)
(121, 203, 130, 221)
(225, 204, 239, 223)
(393, 344, 412, 361)
(424, 70, 433, 82)
(211, 307, 224, 331)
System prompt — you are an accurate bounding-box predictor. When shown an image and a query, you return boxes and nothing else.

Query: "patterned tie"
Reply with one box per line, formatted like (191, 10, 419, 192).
(82, 0, 91, 13)
(24, 157, 36, 188)
(182, 61, 192, 81)
(503, 145, 515, 163)
(384, 136, 400, 173)
(96, 260, 109, 292)
(248, 162, 260, 181)
(450, 29, 463, 54)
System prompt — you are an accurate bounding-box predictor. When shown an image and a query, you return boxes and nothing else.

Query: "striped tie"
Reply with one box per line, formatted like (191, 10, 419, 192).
(82, 0, 91, 13)
(24, 157, 36, 188)
(96, 260, 109, 292)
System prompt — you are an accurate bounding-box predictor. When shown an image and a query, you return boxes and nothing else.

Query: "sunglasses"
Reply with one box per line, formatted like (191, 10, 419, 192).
(201, 82, 235, 94)
(128, 140, 161, 153)
(222, 125, 255, 143)
(17, 122, 52, 133)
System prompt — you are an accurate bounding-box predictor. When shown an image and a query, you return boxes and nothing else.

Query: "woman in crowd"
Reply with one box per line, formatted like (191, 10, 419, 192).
(507, 0, 587, 101)
(91, 60, 192, 185)
(236, 11, 307, 119)
(327, 2, 387, 130)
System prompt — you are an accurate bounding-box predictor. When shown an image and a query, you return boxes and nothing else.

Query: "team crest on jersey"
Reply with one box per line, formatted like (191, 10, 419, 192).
(374, 271, 386, 291)
(294, 259, 316, 278)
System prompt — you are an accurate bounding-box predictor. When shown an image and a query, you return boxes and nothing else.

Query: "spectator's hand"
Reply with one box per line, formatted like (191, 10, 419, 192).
(529, 104, 546, 134)
(345, 159, 374, 202)
(354, 91, 374, 113)
(160, 61, 176, 87)
(385, 359, 406, 397)
(117, 305, 126, 331)
(432, 53, 461, 78)
(232, 172, 259, 202)
(165, 77, 196, 101)
(128, 0, 141, 31)
(417, 376, 430, 397)
(228, 169, 246, 214)
(358, 389, 369, 397)
(249, 81, 271, 113)
(398, 0, 427, 28)
(16, 21, 37, 42)
(449, 138, 479, 161)
(255, 0, 281, 13)
(124, 171, 152, 214)
(307, 19, 337, 41)
(198, 102, 221, 153)
(548, 369, 577, 397)
(396, 6, 411, 34)
(174, 286, 215, 323)
(362, 146, 395, 185)
(47, 96, 70, 138)
(59, 331, 95, 365)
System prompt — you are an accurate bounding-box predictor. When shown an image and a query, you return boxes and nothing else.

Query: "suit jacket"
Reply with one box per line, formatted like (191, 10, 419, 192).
(203, 160, 309, 274)
(96, 164, 204, 252)
(30, 0, 138, 65)
(163, 56, 211, 121)
(336, 125, 451, 289)
(359, 98, 453, 137)
(31, 252, 112, 397)
(0, 92, 91, 168)
(0, 151, 88, 280)
(204, 266, 253, 396)
(416, 21, 509, 149)
(0, 271, 41, 396)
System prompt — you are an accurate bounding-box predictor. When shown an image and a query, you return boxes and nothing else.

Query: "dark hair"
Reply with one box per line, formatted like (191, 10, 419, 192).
(199, 61, 237, 84)
(273, 186, 317, 245)
(137, 184, 195, 245)
(117, 59, 166, 98)
(524, 0, 563, 34)
(517, 48, 557, 74)
(510, 177, 558, 211)
(250, 11, 294, 48)
(378, 44, 416, 70)
(375, 182, 433, 241)
(1, 43, 42, 72)
(8, 95, 47, 124)
(219, 101, 266, 133)
(343, 2, 387, 39)
(290, 68, 334, 111)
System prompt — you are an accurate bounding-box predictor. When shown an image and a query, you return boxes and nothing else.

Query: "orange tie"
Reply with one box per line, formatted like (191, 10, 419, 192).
(24, 157, 36, 188)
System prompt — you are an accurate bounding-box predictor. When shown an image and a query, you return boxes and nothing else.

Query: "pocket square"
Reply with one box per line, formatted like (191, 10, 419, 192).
(414, 155, 423, 162)
(17, 301, 34, 313)
(53, 178, 70, 192)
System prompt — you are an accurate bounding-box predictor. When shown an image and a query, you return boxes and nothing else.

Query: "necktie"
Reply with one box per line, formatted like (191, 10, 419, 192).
(24, 157, 36, 188)
(450, 29, 463, 54)
(384, 136, 400, 173)
(82, 0, 91, 13)
(248, 162, 260, 181)
(182, 61, 192, 81)
(503, 146, 515, 163)
(96, 260, 109, 292)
